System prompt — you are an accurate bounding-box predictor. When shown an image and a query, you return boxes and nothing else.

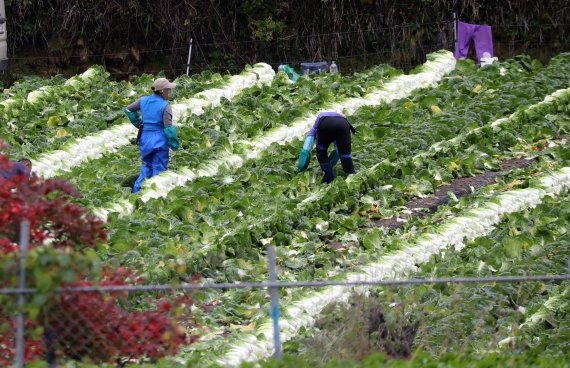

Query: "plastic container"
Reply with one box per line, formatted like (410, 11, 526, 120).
(300, 61, 328, 75)
(329, 60, 338, 74)
(480, 57, 498, 67)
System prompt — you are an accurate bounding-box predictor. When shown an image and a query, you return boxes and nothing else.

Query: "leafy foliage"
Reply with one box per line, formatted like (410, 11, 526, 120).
(2, 52, 570, 365)
(97, 54, 570, 287)
(0, 153, 106, 254)
(0, 145, 194, 365)
(3, 0, 569, 79)
(0, 68, 231, 159)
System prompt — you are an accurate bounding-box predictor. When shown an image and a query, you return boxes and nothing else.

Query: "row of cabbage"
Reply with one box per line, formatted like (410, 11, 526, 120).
(3, 52, 567, 366)
(0, 66, 232, 153)
(1, 64, 264, 174)
(2, 66, 143, 156)
(268, 157, 570, 367)
(1, 74, 66, 103)
(53, 52, 568, 364)
(221, 150, 570, 367)
(29, 63, 276, 178)
(176, 83, 570, 365)
(60, 61, 403, 212)
(98, 53, 570, 283)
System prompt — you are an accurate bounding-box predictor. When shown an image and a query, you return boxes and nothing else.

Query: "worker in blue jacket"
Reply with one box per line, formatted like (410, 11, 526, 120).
(298, 112, 356, 183)
(124, 78, 180, 193)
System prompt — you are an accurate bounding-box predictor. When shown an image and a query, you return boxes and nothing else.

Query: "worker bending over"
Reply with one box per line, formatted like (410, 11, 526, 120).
(298, 112, 356, 183)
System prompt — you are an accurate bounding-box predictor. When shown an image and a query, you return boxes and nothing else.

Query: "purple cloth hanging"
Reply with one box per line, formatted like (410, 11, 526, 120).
(455, 21, 494, 62)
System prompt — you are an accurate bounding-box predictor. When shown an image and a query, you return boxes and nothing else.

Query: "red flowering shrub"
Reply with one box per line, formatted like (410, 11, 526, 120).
(0, 147, 196, 364)
(0, 317, 44, 363)
(44, 268, 189, 363)
(0, 153, 106, 254)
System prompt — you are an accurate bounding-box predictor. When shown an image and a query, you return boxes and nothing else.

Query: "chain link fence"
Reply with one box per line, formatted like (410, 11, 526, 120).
(2, 235, 569, 367)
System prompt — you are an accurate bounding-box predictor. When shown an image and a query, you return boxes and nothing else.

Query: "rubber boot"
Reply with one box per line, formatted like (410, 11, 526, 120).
(320, 162, 335, 183)
(341, 157, 356, 176)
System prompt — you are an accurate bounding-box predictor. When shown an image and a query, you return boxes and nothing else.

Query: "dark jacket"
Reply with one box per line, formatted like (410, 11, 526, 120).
(0, 162, 30, 180)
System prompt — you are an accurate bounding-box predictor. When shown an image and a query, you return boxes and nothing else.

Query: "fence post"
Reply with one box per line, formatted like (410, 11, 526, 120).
(453, 12, 457, 51)
(186, 38, 193, 76)
(44, 327, 56, 368)
(15, 219, 30, 368)
(267, 245, 282, 361)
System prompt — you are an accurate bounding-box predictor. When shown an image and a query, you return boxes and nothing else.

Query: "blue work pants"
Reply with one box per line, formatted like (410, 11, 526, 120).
(132, 130, 169, 193)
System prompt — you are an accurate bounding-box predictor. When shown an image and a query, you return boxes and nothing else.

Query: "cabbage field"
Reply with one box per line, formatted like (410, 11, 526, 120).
(1, 50, 569, 367)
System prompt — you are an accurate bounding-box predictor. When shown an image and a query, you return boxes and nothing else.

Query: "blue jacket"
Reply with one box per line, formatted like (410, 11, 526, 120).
(140, 94, 169, 131)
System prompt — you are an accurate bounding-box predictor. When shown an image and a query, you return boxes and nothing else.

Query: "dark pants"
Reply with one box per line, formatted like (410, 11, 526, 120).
(316, 116, 355, 182)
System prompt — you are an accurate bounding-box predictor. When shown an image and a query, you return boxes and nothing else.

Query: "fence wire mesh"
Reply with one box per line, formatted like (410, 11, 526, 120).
(1, 270, 569, 367)
(0, 288, 197, 366)
(287, 282, 570, 364)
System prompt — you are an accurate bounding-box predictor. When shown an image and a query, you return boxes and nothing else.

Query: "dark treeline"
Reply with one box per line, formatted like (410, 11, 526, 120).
(3, 0, 569, 79)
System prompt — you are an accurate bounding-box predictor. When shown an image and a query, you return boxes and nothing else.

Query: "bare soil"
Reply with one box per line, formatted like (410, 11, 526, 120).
(373, 157, 536, 230)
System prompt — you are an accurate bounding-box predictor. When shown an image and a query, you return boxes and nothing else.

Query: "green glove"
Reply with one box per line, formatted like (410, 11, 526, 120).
(298, 149, 311, 173)
(282, 64, 300, 83)
(124, 108, 141, 128)
(329, 144, 340, 166)
(164, 126, 180, 151)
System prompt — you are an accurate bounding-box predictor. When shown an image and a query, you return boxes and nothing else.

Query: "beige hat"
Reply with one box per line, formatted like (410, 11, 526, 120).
(152, 77, 176, 91)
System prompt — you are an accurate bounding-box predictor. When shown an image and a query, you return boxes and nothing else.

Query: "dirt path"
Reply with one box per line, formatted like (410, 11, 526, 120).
(373, 157, 537, 230)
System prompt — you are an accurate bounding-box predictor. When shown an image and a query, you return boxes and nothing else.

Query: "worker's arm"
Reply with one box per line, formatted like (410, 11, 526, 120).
(162, 105, 180, 151)
(124, 99, 142, 128)
(297, 135, 314, 173)
(297, 116, 322, 173)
